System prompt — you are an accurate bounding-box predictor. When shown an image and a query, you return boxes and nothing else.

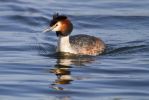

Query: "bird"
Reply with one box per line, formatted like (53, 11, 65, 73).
(43, 13, 106, 56)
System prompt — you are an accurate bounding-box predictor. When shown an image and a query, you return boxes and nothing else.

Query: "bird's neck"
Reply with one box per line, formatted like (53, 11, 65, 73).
(57, 35, 75, 53)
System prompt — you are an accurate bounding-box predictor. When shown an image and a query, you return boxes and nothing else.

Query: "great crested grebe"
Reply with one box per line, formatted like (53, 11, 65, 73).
(43, 13, 106, 55)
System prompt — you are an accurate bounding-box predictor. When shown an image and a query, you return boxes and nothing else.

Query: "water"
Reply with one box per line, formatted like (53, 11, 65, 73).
(0, 0, 149, 100)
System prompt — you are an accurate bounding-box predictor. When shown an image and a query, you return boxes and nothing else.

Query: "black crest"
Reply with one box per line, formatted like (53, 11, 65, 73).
(50, 13, 67, 26)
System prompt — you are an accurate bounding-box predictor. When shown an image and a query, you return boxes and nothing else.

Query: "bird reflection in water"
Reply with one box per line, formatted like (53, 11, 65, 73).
(49, 52, 95, 90)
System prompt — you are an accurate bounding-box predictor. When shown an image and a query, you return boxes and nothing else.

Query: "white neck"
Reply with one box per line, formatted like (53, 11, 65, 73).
(57, 35, 75, 53)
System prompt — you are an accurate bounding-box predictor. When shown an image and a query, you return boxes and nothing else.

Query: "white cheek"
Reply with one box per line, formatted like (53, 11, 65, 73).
(52, 26, 61, 31)
(52, 22, 61, 32)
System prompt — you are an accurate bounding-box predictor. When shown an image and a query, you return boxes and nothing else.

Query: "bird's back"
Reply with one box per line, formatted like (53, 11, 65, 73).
(70, 34, 106, 55)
